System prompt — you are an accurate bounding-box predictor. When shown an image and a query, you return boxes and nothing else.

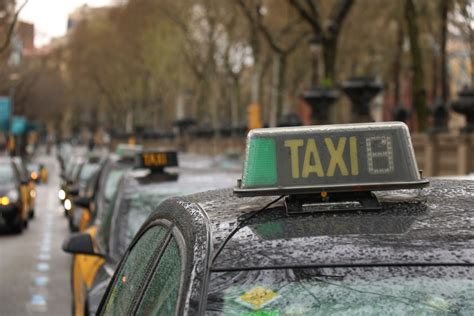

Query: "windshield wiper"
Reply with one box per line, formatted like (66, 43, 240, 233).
(211, 262, 474, 272)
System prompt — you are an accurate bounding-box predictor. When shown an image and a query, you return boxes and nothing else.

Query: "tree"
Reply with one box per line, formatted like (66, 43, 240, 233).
(236, 0, 309, 126)
(440, 0, 449, 100)
(452, 0, 474, 87)
(405, 0, 428, 131)
(287, 0, 355, 84)
(0, 0, 28, 53)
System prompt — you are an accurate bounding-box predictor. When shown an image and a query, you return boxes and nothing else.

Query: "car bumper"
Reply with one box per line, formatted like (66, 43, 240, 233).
(0, 204, 21, 217)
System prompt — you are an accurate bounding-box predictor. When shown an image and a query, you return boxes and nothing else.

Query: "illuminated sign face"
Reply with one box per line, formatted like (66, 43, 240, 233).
(138, 151, 178, 169)
(235, 122, 428, 196)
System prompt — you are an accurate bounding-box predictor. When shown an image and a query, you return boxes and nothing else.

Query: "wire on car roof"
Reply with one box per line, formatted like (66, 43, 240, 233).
(210, 195, 285, 267)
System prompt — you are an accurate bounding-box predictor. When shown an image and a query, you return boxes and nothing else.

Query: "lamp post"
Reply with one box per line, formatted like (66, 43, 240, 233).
(430, 98, 449, 133)
(392, 103, 410, 123)
(309, 36, 322, 86)
(452, 88, 474, 133)
(342, 76, 383, 122)
(303, 36, 339, 125)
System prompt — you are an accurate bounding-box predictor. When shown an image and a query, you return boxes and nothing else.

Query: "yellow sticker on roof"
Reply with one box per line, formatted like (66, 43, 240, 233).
(236, 286, 279, 311)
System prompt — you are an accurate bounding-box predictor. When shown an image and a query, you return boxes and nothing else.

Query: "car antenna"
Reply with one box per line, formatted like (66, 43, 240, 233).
(210, 195, 284, 267)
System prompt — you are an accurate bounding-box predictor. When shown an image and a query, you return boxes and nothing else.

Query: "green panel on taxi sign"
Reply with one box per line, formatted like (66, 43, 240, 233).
(235, 122, 429, 196)
(243, 138, 277, 186)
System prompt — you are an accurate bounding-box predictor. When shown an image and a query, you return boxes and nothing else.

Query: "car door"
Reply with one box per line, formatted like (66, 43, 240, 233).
(100, 222, 187, 315)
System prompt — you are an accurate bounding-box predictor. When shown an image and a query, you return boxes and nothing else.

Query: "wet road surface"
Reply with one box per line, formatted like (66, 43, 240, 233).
(0, 155, 71, 315)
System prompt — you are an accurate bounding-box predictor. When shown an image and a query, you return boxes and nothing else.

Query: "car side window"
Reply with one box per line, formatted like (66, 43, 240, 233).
(135, 236, 183, 315)
(103, 226, 168, 315)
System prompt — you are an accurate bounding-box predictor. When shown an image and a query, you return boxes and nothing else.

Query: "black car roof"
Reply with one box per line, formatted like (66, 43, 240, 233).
(122, 167, 240, 194)
(179, 179, 474, 270)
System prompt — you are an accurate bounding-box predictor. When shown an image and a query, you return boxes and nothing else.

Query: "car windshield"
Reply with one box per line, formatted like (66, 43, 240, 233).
(71, 162, 82, 181)
(79, 163, 100, 184)
(111, 182, 195, 261)
(104, 169, 125, 202)
(94, 169, 126, 252)
(0, 163, 15, 184)
(27, 163, 39, 173)
(112, 171, 238, 260)
(113, 192, 171, 258)
(206, 266, 474, 315)
(13, 160, 28, 179)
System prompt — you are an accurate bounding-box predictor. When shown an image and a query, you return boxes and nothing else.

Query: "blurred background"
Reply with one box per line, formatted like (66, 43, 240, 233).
(0, 0, 473, 176)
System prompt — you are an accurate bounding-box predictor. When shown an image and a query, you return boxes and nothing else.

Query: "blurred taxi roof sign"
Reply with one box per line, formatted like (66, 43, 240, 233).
(234, 122, 429, 197)
(135, 150, 178, 171)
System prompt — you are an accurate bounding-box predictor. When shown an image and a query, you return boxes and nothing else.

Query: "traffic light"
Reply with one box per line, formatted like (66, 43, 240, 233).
(247, 103, 262, 130)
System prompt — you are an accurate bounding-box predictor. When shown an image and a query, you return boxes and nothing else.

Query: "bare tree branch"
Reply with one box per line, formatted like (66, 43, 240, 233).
(0, 0, 29, 54)
(305, 0, 320, 20)
(288, 0, 323, 35)
(328, 0, 355, 36)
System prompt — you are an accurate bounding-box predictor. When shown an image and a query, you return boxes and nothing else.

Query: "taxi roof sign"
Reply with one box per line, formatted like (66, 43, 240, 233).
(135, 150, 178, 171)
(234, 122, 429, 196)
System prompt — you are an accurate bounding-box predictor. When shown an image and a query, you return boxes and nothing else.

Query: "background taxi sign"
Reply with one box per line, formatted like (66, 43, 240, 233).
(136, 151, 178, 170)
(234, 122, 429, 196)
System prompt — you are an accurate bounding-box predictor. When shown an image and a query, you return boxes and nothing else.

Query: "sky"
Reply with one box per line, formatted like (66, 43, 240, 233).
(18, 0, 114, 47)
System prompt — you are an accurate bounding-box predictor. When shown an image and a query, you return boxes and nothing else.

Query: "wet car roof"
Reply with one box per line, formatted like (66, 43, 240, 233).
(123, 167, 241, 194)
(183, 179, 474, 269)
(108, 167, 241, 262)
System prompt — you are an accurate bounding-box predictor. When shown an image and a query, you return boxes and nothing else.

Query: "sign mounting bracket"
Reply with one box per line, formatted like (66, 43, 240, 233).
(284, 191, 382, 215)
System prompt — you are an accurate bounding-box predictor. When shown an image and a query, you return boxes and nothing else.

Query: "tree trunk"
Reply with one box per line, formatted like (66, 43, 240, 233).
(196, 78, 209, 122)
(470, 18, 474, 87)
(431, 51, 439, 100)
(251, 62, 263, 104)
(230, 76, 241, 134)
(268, 51, 290, 127)
(393, 20, 404, 105)
(125, 109, 133, 133)
(405, 0, 428, 131)
(258, 55, 272, 124)
(322, 36, 337, 84)
(440, 0, 449, 100)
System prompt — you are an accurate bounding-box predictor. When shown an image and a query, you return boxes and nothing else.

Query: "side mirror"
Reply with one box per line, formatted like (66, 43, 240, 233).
(74, 196, 90, 209)
(62, 232, 103, 256)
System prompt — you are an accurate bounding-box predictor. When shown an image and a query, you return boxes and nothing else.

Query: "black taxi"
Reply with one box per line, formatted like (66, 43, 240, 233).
(96, 122, 473, 315)
(63, 150, 240, 315)
(0, 156, 30, 233)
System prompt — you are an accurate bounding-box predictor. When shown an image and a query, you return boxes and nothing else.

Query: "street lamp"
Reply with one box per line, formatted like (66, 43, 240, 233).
(430, 98, 449, 133)
(309, 35, 322, 86)
(302, 35, 339, 125)
(452, 88, 474, 133)
(341, 76, 383, 123)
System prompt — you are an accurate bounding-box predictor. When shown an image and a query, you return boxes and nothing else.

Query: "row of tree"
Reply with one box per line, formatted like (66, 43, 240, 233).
(4, 0, 474, 135)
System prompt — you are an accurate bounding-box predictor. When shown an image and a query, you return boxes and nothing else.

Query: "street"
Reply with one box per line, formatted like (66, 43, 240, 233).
(0, 155, 70, 315)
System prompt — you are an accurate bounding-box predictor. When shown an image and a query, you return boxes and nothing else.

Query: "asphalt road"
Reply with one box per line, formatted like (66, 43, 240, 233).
(0, 154, 71, 315)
